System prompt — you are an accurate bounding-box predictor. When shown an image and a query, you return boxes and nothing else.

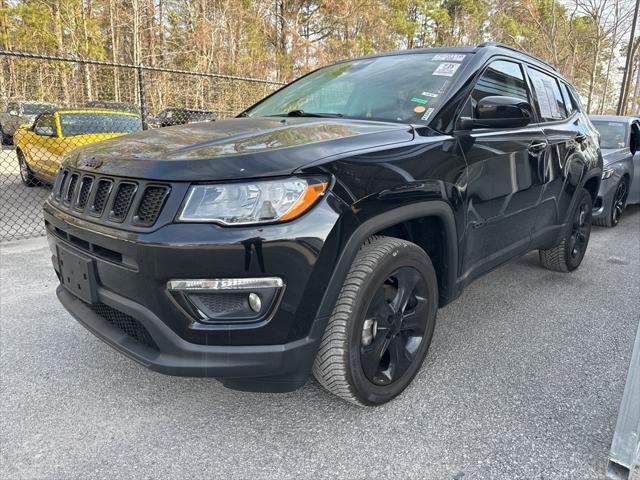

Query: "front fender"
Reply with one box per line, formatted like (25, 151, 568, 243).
(314, 199, 459, 325)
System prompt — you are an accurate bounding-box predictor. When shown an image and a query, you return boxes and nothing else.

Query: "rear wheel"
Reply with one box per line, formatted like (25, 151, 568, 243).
(17, 150, 40, 187)
(594, 176, 628, 228)
(313, 236, 438, 406)
(539, 188, 592, 272)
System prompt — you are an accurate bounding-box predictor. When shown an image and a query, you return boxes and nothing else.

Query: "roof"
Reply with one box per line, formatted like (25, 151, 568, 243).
(341, 42, 562, 80)
(49, 108, 141, 117)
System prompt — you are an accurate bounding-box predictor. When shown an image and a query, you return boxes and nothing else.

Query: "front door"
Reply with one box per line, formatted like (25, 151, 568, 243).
(456, 59, 547, 283)
(26, 113, 61, 180)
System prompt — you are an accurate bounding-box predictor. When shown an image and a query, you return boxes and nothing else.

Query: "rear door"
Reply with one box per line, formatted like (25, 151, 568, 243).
(526, 68, 593, 240)
(457, 59, 548, 282)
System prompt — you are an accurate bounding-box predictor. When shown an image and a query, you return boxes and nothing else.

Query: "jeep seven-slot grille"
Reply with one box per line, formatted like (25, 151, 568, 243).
(64, 174, 79, 204)
(75, 177, 93, 210)
(52, 168, 169, 228)
(91, 179, 112, 216)
(109, 183, 137, 222)
(134, 186, 170, 226)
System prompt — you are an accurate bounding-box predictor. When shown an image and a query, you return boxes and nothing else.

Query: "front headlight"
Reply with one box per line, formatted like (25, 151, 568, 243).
(178, 177, 328, 225)
(602, 167, 615, 179)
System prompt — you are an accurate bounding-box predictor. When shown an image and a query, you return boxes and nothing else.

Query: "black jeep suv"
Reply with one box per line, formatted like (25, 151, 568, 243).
(44, 43, 601, 406)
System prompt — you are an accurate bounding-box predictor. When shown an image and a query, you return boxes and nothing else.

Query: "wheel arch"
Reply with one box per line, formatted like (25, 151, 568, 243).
(314, 201, 459, 326)
(583, 174, 600, 206)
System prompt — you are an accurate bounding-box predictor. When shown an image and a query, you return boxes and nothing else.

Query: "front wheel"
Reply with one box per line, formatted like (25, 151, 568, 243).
(0, 125, 11, 145)
(17, 150, 40, 187)
(539, 188, 592, 272)
(313, 236, 438, 406)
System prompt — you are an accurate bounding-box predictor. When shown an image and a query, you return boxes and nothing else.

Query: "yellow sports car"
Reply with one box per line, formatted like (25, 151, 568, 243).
(14, 109, 143, 186)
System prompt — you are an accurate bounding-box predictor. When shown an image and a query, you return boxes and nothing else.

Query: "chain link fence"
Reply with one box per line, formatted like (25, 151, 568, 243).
(0, 51, 283, 241)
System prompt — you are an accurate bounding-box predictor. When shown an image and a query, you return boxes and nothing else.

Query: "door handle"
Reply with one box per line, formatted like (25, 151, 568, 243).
(528, 140, 548, 153)
(575, 133, 587, 143)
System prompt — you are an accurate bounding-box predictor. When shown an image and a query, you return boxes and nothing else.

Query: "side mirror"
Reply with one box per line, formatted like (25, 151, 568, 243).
(460, 96, 533, 130)
(9, 110, 18, 116)
(34, 126, 55, 137)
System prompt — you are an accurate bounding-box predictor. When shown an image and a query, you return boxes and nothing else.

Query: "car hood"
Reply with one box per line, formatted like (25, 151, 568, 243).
(601, 148, 631, 166)
(65, 117, 415, 181)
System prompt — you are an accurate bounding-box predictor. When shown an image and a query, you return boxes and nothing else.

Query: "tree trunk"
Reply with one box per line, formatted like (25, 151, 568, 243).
(632, 55, 640, 112)
(108, 0, 120, 101)
(80, 0, 93, 100)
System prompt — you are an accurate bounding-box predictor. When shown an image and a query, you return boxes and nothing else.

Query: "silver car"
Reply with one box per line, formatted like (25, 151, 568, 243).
(590, 115, 640, 227)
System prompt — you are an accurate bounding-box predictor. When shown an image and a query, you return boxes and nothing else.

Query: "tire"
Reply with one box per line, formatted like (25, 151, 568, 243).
(17, 150, 40, 187)
(313, 236, 438, 406)
(593, 176, 628, 228)
(0, 126, 11, 145)
(539, 188, 592, 272)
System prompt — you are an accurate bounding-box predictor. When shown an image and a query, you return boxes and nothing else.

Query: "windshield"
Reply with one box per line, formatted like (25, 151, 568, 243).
(23, 103, 52, 115)
(247, 53, 469, 123)
(593, 121, 628, 149)
(60, 113, 143, 137)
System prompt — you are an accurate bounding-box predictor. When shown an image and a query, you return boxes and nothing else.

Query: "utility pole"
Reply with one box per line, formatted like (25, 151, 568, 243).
(617, 0, 639, 114)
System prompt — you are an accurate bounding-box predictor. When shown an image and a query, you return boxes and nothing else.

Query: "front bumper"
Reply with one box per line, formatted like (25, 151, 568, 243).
(44, 195, 343, 391)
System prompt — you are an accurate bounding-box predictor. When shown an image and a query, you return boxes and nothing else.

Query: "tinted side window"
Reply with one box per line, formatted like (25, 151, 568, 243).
(558, 82, 576, 116)
(471, 60, 529, 110)
(631, 122, 640, 153)
(35, 114, 57, 132)
(527, 67, 566, 121)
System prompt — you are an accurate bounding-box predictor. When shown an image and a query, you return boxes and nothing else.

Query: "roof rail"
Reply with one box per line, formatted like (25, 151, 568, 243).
(477, 42, 558, 72)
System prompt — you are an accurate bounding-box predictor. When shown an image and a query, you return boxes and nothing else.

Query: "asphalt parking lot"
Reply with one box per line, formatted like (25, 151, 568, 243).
(1, 207, 639, 480)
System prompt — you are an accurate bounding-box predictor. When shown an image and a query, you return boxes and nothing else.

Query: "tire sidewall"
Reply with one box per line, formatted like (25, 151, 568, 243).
(345, 243, 438, 405)
(564, 189, 592, 271)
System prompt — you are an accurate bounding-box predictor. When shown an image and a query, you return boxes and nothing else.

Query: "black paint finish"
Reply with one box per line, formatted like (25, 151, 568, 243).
(45, 43, 602, 391)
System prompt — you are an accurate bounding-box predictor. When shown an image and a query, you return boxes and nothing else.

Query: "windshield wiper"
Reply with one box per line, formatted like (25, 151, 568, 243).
(270, 110, 344, 118)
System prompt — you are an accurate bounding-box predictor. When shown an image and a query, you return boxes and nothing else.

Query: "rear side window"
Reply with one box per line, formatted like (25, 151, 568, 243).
(558, 82, 577, 116)
(527, 67, 567, 121)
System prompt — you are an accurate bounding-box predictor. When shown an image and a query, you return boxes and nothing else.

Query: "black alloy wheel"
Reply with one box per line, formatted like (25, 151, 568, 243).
(360, 267, 429, 386)
(539, 187, 592, 272)
(313, 236, 438, 406)
(611, 177, 629, 226)
(566, 191, 592, 270)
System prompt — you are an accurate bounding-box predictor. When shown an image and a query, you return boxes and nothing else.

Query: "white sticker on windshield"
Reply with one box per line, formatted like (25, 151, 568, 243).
(433, 53, 466, 62)
(421, 91, 439, 98)
(421, 108, 435, 121)
(433, 62, 460, 77)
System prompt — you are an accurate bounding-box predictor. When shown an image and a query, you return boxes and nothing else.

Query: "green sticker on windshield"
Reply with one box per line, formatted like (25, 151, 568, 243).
(411, 97, 428, 105)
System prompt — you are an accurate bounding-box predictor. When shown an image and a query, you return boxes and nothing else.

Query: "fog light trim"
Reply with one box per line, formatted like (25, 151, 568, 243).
(167, 277, 283, 291)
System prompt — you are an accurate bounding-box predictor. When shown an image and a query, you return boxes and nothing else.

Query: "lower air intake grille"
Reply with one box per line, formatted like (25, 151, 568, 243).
(88, 303, 158, 351)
